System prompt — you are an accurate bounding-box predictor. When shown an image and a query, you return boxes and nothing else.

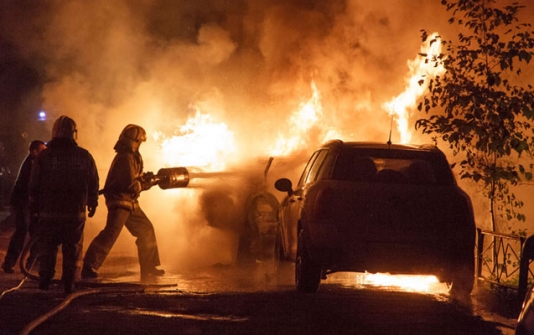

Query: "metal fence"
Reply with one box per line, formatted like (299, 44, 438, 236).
(476, 228, 534, 299)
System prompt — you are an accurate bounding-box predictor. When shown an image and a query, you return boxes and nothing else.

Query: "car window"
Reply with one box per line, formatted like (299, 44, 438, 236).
(297, 151, 320, 187)
(331, 156, 377, 182)
(331, 148, 453, 185)
(304, 149, 329, 184)
(315, 151, 337, 181)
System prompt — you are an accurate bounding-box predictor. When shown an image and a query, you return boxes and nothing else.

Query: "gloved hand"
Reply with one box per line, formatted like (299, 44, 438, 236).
(141, 171, 158, 190)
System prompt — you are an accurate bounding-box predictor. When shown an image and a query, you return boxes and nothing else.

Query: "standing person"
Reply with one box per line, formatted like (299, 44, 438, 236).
(29, 115, 99, 293)
(1, 140, 47, 273)
(82, 124, 164, 282)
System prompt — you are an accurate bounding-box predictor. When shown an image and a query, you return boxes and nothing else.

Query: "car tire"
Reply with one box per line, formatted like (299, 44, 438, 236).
(295, 229, 321, 293)
(448, 257, 475, 298)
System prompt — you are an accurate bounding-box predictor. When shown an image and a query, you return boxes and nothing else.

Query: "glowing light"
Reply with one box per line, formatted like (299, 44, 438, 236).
(356, 272, 445, 293)
(383, 32, 444, 144)
(154, 105, 236, 171)
(38, 110, 47, 121)
(270, 80, 323, 156)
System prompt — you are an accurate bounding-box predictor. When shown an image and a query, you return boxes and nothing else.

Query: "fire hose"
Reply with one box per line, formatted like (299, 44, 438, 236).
(150, 167, 190, 189)
(8, 223, 178, 335)
(98, 167, 191, 195)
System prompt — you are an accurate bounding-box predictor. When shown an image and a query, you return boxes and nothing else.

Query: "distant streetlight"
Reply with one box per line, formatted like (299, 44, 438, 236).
(38, 110, 47, 121)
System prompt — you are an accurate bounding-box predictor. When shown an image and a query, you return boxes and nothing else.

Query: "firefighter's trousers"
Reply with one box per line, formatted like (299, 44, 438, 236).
(83, 206, 161, 271)
(38, 219, 84, 285)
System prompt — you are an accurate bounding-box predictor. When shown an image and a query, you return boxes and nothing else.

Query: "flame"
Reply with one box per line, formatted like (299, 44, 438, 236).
(154, 105, 236, 171)
(356, 272, 447, 293)
(270, 80, 323, 156)
(383, 32, 444, 144)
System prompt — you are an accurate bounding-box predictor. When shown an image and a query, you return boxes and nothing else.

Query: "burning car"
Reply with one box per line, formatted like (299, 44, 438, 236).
(274, 140, 476, 296)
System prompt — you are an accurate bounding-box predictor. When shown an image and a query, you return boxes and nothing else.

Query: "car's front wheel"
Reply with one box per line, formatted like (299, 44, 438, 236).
(295, 229, 321, 293)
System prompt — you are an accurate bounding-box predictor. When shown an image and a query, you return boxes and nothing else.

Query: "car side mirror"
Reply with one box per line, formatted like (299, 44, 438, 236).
(275, 178, 293, 196)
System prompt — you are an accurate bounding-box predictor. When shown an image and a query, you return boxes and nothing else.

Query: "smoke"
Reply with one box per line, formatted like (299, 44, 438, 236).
(2, 0, 530, 275)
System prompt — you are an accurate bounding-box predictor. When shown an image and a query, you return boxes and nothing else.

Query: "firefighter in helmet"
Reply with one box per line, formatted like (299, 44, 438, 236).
(29, 115, 99, 293)
(82, 124, 164, 281)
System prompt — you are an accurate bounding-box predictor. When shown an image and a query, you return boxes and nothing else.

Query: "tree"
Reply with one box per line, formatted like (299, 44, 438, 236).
(416, 0, 534, 233)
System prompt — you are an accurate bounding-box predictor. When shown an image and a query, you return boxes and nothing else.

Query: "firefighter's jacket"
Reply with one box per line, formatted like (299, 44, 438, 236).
(29, 138, 99, 221)
(102, 150, 148, 210)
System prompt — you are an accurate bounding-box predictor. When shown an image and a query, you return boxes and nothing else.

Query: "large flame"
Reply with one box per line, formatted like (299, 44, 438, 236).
(154, 104, 236, 171)
(383, 32, 444, 144)
(270, 80, 324, 156)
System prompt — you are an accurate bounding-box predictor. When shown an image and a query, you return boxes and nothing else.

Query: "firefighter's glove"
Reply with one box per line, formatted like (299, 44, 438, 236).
(141, 171, 157, 191)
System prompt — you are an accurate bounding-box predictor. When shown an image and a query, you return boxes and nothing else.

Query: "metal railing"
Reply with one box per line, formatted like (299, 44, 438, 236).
(476, 228, 534, 299)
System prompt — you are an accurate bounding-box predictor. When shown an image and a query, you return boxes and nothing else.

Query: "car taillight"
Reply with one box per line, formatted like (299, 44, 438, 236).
(313, 188, 334, 221)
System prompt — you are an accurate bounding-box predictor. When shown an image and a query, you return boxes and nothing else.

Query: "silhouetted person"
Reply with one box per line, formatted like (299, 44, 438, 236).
(1, 140, 46, 273)
(29, 115, 99, 293)
(82, 124, 164, 282)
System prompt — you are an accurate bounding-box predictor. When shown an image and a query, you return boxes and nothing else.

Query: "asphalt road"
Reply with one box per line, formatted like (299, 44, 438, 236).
(0, 209, 521, 335)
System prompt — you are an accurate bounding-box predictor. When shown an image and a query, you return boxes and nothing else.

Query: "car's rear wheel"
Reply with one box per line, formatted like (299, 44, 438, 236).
(295, 229, 321, 293)
(447, 258, 475, 298)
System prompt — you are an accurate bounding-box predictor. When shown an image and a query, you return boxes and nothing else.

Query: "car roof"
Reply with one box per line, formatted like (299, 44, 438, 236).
(321, 140, 441, 153)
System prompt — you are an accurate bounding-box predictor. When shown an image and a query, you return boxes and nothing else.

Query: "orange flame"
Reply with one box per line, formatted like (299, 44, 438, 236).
(383, 32, 444, 144)
(270, 80, 323, 156)
(154, 105, 236, 171)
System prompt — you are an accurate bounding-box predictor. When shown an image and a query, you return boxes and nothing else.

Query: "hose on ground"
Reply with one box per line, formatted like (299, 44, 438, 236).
(19, 287, 140, 335)
(18, 235, 40, 281)
(7, 234, 178, 335)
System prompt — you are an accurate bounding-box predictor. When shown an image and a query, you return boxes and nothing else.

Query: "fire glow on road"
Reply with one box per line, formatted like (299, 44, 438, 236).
(326, 272, 449, 294)
(356, 272, 449, 294)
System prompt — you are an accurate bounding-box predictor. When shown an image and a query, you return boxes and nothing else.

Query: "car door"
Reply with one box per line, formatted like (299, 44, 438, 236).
(282, 149, 328, 260)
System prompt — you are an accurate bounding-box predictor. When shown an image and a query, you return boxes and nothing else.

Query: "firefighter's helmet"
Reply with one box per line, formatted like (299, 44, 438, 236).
(52, 115, 77, 139)
(115, 124, 146, 152)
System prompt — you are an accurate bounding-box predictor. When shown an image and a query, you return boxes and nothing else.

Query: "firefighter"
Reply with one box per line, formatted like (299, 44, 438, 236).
(29, 116, 99, 293)
(1, 140, 46, 273)
(82, 124, 164, 282)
